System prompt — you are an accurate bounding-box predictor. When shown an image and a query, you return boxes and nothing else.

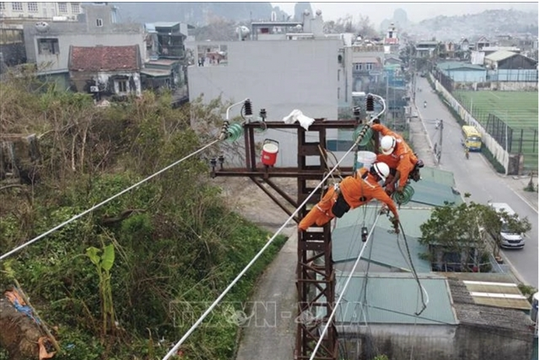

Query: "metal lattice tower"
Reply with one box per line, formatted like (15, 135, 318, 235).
(211, 119, 361, 360)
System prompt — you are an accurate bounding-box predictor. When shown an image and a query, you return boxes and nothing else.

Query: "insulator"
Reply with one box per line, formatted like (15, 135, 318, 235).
(366, 95, 374, 113)
(259, 108, 267, 121)
(361, 226, 368, 242)
(244, 99, 253, 116)
(393, 183, 415, 205)
(353, 106, 361, 118)
(210, 158, 217, 167)
(226, 123, 244, 142)
(352, 126, 373, 148)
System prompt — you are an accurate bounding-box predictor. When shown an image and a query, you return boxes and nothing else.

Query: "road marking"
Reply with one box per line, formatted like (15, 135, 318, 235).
(491, 92, 501, 100)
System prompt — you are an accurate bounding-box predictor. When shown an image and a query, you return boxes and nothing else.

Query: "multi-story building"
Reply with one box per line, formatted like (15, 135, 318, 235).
(187, 10, 351, 166)
(22, 3, 144, 87)
(0, 2, 84, 24)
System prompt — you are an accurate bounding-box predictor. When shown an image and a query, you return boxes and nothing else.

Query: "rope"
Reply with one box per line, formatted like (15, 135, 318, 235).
(163, 127, 370, 360)
(309, 213, 381, 360)
(0, 139, 222, 261)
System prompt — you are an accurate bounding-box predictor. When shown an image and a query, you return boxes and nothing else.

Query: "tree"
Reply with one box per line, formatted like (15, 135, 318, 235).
(419, 200, 531, 271)
(356, 14, 378, 38)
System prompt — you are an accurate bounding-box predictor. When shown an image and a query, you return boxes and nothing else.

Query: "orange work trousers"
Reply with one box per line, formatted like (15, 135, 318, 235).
(298, 187, 338, 230)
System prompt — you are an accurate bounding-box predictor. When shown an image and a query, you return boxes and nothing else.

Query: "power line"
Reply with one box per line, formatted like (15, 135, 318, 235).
(0, 139, 221, 261)
(163, 124, 373, 360)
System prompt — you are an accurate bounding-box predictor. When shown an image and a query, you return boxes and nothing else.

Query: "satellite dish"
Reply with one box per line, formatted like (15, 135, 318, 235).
(35, 22, 49, 32)
(316, 9, 322, 16)
(303, 10, 310, 17)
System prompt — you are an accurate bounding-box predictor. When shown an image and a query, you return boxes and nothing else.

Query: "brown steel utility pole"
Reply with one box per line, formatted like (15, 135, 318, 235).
(211, 118, 366, 360)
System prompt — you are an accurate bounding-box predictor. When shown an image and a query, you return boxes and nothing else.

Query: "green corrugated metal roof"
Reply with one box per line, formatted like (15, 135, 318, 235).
(332, 167, 462, 269)
(410, 178, 463, 207)
(437, 61, 485, 71)
(335, 274, 457, 325)
(418, 167, 456, 187)
(332, 207, 432, 272)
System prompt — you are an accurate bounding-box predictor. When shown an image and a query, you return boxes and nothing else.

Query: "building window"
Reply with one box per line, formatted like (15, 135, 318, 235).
(0, 2, 6, 11)
(96, 18, 103, 27)
(27, 2, 38, 13)
(38, 38, 60, 55)
(354, 63, 362, 71)
(71, 3, 80, 14)
(366, 63, 373, 70)
(12, 2, 23, 12)
(337, 69, 340, 81)
(58, 2, 67, 13)
(117, 80, 128, 93)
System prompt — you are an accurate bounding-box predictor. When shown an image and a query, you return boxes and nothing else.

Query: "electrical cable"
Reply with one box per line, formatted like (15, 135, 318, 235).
(308, 212, 381, 360)
(162, 127, 372, 360)
(0, 139, 221, 261)
(397, 220, 429, 316)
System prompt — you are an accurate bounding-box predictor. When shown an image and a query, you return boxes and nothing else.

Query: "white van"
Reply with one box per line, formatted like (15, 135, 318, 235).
(489, 202, 525, 249)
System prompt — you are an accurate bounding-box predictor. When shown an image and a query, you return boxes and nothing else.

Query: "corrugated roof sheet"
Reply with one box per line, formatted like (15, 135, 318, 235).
(153, 21, 181, 28)
(332, 207, 432, 272)
(485, 50, 518, 62)
(437, 61, 485, 71)
(69, 45, 140, 72)
(140, 69, 171, 77)
(332, 167, 461, 269)
(334, 274, 458, 325)
(418, 167, 456, 187)
(409, 178, 463, 207)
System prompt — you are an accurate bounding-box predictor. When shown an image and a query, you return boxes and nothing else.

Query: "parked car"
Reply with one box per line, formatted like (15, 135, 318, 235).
(488, 202, 525, 249)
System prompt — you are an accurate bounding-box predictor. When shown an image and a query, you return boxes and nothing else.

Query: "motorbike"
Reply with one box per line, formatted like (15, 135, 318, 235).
(423, 101, 427, 108)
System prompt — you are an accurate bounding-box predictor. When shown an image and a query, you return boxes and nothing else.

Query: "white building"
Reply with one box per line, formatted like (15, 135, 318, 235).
(0, 2, 84, 23)
(23, 3, 144, 81)
(187, 11, 361, 167)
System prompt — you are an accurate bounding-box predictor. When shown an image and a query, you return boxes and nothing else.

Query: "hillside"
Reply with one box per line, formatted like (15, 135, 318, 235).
(112, 2, 288, 25)
(403, 9, 538, 41)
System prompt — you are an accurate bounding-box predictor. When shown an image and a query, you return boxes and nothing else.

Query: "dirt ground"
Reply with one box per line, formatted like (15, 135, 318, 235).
(212, 176, 299, 233)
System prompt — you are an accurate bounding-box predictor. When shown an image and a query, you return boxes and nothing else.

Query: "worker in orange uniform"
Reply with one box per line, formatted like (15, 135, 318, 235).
(298, 162, 400, 233)
(371, 122, 421, 194)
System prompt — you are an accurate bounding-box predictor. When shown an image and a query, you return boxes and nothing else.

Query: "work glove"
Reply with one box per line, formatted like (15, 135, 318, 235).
(385, 183, 395, 195)
(372, 118, 381, 124)
(397, 185, 405, 194)
(391, 217, 400, 234)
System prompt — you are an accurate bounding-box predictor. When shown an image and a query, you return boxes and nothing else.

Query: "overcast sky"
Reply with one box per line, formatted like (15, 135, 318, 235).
(271, 1, 538, 25)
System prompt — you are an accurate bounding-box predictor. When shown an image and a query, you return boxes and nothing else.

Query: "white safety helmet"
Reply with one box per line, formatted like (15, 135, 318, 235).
(380, 135, 396, 155)
(371, 162, 390, 182)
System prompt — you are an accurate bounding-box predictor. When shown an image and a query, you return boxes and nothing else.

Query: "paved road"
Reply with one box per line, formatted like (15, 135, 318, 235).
(414, 76, 538, 287)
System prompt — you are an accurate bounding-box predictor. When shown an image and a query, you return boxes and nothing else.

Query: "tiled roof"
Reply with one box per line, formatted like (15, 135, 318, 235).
(69, 45, 141, 72)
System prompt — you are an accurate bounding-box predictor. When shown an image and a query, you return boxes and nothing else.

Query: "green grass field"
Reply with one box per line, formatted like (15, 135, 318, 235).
(453, 91, 538, 170)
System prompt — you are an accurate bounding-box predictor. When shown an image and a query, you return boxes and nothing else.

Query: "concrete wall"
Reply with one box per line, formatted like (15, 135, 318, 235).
(70, 71, 141, 97)
(339, 323, 533, 360)
(445, 70, 487, 82)
(23, 21, 144, 73)
(493, 81, 538, 91)
(188, 39, 341, 120)
(188, 39, 350, 167)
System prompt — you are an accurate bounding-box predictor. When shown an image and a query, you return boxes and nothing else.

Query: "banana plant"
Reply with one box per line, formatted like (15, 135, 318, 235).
(86, 243, 115, 341)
